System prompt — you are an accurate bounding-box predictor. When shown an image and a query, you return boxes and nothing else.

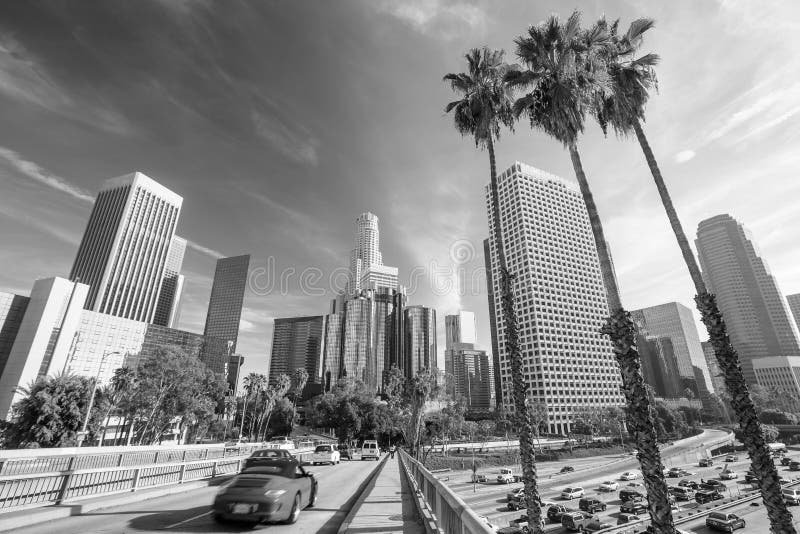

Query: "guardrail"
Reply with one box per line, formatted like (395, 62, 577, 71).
(399, 449, 494, 534)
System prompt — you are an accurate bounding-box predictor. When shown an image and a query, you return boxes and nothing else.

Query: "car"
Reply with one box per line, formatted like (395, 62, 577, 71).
(699, 458, 714, 467)
(619, 471, 639, 480)
(671, 486, 695, 501)
(781, 457, 793, 466)
(546, 504, 574, 523)
(267, 436, 295, 450)
(561, 486, 585, 499)
(507, 513, 545, 533)
(311, 444, 340, 465)
(578, 497, 606, 513)
(616, 512, 641, 525)
(507, 488, 526, 511)
(560, 511, 595, 532)
(361, 440, 380, 460)
(666, 469, 682, 478)
(212, 459, 317, 525)
(559, 466, 575, 474)
(338, 444, 355, 460)
(790, 461, 800, 471)
(706, 511, 746, 531)
(719, 470, 738, 480)
(620, 500, 648, 515)
(695, 489, 725, 504)
(744, 470, 758, 483)
(497, 468, 515, 484)
(619, 488, 645, 503)
(724, 454, 738, 462)
(507, 487, 525, 503)
(678, 479, 699, 490)
(782, 488, 800, 505)
(242, 448, 295, 471)
(471, 473, 488, 483)
(598, 480, 619, 492)
(583, 519, 614, 532)
(699, 479, 726, 491)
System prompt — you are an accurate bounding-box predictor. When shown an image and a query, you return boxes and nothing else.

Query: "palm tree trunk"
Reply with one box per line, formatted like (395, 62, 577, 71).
(487, 135, 543, 533)
(568, 144, 675, 534)
(633, 120, 796, 533)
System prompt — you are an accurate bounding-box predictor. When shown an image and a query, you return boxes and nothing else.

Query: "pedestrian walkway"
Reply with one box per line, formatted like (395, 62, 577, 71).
(342, 455, 425, 534)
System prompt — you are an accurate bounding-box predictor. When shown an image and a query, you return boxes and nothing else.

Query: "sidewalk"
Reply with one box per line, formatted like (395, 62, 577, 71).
(342, 455, 425, 534)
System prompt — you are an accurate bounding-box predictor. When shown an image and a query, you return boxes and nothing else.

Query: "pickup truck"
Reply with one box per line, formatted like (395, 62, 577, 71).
(705, 512, 746, 531)
(497, 468, 515, 484)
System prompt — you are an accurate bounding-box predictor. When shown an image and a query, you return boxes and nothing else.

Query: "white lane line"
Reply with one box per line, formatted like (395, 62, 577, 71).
(163, 510, 212, 529)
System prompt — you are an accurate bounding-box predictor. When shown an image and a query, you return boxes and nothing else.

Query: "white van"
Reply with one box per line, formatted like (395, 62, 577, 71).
(783, 488, 800, 505)
(361, 440, 380, 461)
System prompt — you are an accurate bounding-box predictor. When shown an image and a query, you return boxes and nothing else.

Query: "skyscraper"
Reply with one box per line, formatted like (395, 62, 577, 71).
(348, 212, 385, 295)
(152, 235, 186, 328)
(702, 341, 727, 396)
(70, 172, 183, 323)
(485, 162, 624, 434)
(445, 311, 476, 350)
(787, 293, 800, 332)
(445, 347, 494, 412)
(404, 305, 437, 374)
(483, 238, 502, 411)
(341, 293, 373, 385)
(268, 316, 326, 398)
(0, 292, 29, 380)
(696, 214, 800, 383)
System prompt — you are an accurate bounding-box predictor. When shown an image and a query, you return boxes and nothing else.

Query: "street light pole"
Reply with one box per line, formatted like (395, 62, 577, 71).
(78, 350, 120, 448)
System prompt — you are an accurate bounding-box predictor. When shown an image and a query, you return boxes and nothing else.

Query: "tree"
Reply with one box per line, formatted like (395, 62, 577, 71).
(443, 47, 541, 532)
(762, 425, 780, 444)
(290, 368, 309, 433)
(257, 374, 291, 441)
(506, 12, 672, 532)
(592, 16, 796, 532)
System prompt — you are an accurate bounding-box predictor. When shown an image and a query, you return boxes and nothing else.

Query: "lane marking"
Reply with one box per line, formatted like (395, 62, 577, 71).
(163, 510, 212, 529)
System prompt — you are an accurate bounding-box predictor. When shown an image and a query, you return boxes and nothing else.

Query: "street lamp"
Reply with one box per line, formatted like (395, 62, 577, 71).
(77, 350, 120, 448)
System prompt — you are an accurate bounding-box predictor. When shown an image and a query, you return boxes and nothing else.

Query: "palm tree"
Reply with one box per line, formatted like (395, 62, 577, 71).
(506, 12, 675, 533)
(594, 17, 797, 533)
(443, 47, 543, 531)
(290, 369, 309, 433)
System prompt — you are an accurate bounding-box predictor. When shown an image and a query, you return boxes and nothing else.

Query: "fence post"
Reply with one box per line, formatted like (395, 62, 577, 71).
(153, 451, 159, 464)
(182, 450, 187, 462)
(211, 461, 218, 478)
(179, 463, 187, 483)
(117, 453, 124, 467)
(132, 468, 142, 492)
(55, 468, 75, 505)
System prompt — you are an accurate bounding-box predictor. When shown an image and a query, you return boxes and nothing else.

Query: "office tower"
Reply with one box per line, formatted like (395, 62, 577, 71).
(404, 305, 437, 374)
(0, 292, 30, 380)
(0, 278, 89, 418)
(483, 238, 502, 411)
(341, 293, 373, 385)
(445, 311, 476, 350)
(631, 303, 713, 397)
(322, 311, 344, 389)
(485, 162, 624, 434)
(787, 293, 800, 331)
(702, 341, 727, 396)
(348, 212, 386, 295)
(360, 265, 399, 292)
(203, 255, 250, 353)
(752, 356, 800, 399)
(70, 172, 183, 323)
(445, 347, 494, 412)
(696, 214, 800, 383)
(268, 316, 326, 398)
(636, 333, 681, 398)
(153, 235, 186, 328)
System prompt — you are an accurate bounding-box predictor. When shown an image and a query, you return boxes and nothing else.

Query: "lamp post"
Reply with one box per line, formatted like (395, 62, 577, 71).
(78, 350, 120, 447)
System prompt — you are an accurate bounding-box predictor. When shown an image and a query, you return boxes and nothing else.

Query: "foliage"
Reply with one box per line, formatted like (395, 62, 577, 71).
(762, 424, 780, 443)
(759, 410, 796, 425)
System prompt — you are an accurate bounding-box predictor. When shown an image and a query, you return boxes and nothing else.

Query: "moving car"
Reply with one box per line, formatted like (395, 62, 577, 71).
(243, 449, 294, 471)
(695, 489, 725, 504)
(598, 480, 619, 492)
(507, 487, 525, 503)
(782, 488, 800, 505)
(744, 470, 758, 483)
(790, 461, 800, 471)
(546, 504, 574, 523)
(671, 486, 695, 501)
(578, 497, 606, 513)
(505, 513, 545, 533)
(619, 488, 645, 502)
(471, 473, 488, 483)
(267, 436, 295, 450)
(724, 454, 738, 462)
(212, 459, 317, 525)
(497, 468, 515, 484)
(619, 471, 639, 480)
(678, 479, 699, 490)
(559, 466, 575, 474)
(560, 486, 585, 499)
(719, 470, 738, 480)
(781, 457, 793, 466)
(616, 513, 640, 525)
(699, 479, 726, 491)
(583, 519, 614, 532)
(311, 444, 340, 465)
(361, 440, 380, 461)
(620, 499, 647, 515)
(705, 511, 746, 531)
(699, 457, 714, 467)
(560, 511, 595, 532)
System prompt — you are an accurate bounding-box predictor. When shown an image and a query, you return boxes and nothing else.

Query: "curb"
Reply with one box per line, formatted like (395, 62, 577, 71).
(336, 454, 390, 534)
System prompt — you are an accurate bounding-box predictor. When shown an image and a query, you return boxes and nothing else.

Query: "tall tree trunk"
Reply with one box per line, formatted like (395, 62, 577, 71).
(487, 135, 543, 532)
(633, 120, 796, 533)
(569, 144, 675, 534)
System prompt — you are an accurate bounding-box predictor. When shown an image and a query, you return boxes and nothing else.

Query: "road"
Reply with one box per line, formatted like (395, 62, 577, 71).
(678, 494, 800, 533)
(11, 456, 383, 534)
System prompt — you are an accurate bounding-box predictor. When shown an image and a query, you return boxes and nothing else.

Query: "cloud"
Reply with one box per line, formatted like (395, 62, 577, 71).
(0, 146, 93, 202)
(251, 111, 319, 166)
(674, 150, 696, 163)
(371, 0, 487, 40)
(185, 239, 225, 259)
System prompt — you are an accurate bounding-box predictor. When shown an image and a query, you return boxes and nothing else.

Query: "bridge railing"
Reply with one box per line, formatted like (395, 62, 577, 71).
(399, 449, 494, 534)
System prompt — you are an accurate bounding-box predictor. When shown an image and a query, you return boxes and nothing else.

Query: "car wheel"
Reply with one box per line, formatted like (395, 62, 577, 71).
(286, 493, 301, 524)
(212, 513, 225, 524)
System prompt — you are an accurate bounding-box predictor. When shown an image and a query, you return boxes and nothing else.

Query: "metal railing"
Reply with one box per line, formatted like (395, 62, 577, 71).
(399, 449, 494, 534)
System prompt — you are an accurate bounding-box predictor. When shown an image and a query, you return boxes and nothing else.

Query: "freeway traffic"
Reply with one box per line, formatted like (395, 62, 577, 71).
(7, 454, 383, 534)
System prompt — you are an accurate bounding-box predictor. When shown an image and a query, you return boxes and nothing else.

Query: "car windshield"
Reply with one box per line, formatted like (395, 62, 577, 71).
(709, 513, 726, 519)
(240, 460, 296, 478)
(315, 445, 332, 452)
(252, 449, 285, 458)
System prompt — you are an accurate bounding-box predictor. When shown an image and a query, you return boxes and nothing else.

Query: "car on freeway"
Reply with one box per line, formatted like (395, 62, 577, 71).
(790, 460, 800, 471)
(498, 468, 515, 484)
(505, 513, 545, 533)
(338, 444, 355, 460)
(546, 504, 575, 523)
(724, 454, 738, 462)
(560, 511, 596, 532)
(212, 459, 317, 525)
(671, 486, 695, 501)
(744, 470, 758, 483)
(311, 444, 340, 465)
(781, 456, 793, 466)
(598, 480, 619, 492)
(695, 489, 725, 504)
(242, 449, 295, 470)
(361, 440, 380, 461)
(559, 466, 575, 474)
(719, 470, 738, 480)
(666, 467, 682, 478)
(699, 479, 726, 491)
(619, 471, 639, 480)
(471, 473, 488, 483)
(678, 479, 699, 490)
(620, 499, 647, 515)
(619, 488, 645, 502)
(583, 519, 614, 532)
(560, 486, 585, 499)
(616, 512, 641, 525)
(699, 457, 714, 467)
(782, 488, 800, 505)
(705, 511, 746, 531)
(578, 497, 606, 513)
(507, 487, 524, 502)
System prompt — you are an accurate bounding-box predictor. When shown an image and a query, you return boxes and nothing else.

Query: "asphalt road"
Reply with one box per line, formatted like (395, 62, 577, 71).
(678, 496, 800, 533)
(12, 456, 384, 534)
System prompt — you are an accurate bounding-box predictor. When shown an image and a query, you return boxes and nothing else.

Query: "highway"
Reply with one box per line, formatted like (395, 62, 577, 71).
(678, 496, 800, 533)
(10, 456, 384, 534)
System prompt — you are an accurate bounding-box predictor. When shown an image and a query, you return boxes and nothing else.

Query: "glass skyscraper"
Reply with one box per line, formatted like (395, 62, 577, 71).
(404, 305, 437, 374)
(268, 315, 326, 397)
(152, 235, 186, 328)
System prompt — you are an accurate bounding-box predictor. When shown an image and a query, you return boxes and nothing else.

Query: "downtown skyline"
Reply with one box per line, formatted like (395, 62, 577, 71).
(1, 1, 800, 382)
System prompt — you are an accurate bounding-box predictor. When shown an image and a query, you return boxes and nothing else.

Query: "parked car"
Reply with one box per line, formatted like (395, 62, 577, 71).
(705, 511, 746, 531)
(212, 459, 316, 525)
(578, 497, 607, 513)
(561, 486, 585, 500)
(620, 500, 647, 515)
(311, 444, 340, 465)
(719, 470, 738, 480)
(724, 454, 738, 462)
(619, 471, 639, 480)
(695, 489, 725, 504)
(678, 479, 699, 490)
(699, 457, 714, 467)
(497, 468, 515, 484)
(559, 466, 575, 474)
(699, 479, 726, 491)
(546, 504, 574, 523)
(619, 488, 645, 502)
(782, 488, 800, 505)
(598, 480, 619, 492)
(361, 440, 380, 461)
(242, 449, 294, 470)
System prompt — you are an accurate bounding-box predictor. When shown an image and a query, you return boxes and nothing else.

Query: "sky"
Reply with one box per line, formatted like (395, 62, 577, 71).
(1, 0, 800, 380)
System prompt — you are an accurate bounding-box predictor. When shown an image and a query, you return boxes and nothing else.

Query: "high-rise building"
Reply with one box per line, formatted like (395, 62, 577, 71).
(152, 235, 186, 328)
(485, 162, 624, 434)
(348, 212, 385, 295)
(696, 214, 800, 383)
(268, 316, 326, 398)
(203, 255, 249, 352)
(360, 265, 399, 292)
(404, 305, 437, 374)
(445, 347, 494, 412)
(341, 293, 373, 385)
(701, 341, 726, 396)
(631, 303, 713, 397)
(787, 293, 800, 332)
(0, 292, 29, 380)
(752, 356, 800, 398)
(69, 172, 182, 323)
(636, 332, 681, 398)
(445, 311, 476, 350)
(322, 310, 344, 389)
(483, 238, 502, 411)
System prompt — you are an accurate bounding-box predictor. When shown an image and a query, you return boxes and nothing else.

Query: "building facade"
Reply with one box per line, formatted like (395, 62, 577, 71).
(341, 294, 373, 386)
(701, 341, 727, 396)
(637, 333, 682, 398)
(404, 305, 437, 374)
(787, 293, 800, 332)
(483, 238, 502, 411)
(485, 162, 624, 434)
(696, 214, 800, 384)
(70, 172, 183, 323)
(0, 292, 29, 380)
(152, 235, 186, 328)
(268, 316, 326, 397)
(752, 356, 800, 398)
(445, 347, 494, 412)
(445, 311, 476, 350)
(348, 212, 384, 295)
